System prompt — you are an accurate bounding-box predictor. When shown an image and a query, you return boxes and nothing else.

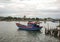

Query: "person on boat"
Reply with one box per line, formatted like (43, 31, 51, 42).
(34, 22, 39, 27)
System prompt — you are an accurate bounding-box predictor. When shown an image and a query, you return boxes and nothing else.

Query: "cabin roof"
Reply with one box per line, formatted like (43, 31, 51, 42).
(28, 22, 37, 24)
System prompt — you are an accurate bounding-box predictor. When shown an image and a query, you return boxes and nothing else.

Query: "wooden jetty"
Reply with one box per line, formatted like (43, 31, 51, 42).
(45, 28, 60, 38)
(45, 20, 60, 39)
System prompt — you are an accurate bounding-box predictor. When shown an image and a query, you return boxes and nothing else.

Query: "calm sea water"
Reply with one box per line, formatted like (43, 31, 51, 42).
(0, 21, 60, 42)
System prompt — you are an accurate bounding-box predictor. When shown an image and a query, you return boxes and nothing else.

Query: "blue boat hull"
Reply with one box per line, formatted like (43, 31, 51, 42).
(18, 27, 42, 31)
(16, 23, 42, 31)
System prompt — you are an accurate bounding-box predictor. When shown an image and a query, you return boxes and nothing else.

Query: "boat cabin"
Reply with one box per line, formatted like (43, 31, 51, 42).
(28, 22, 39, 27)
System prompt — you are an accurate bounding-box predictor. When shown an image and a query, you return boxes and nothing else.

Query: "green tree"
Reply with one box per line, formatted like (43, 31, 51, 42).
(36, 18, 39, 21)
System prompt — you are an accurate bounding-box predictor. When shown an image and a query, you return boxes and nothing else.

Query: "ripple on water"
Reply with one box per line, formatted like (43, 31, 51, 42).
(0, 21, 60, 42)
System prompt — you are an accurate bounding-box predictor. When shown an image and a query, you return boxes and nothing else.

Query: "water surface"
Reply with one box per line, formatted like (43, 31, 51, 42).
(0, 21, 60, 42)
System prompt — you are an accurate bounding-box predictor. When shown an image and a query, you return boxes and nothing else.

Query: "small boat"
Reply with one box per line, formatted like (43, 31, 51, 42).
(16, 21, 42, 31)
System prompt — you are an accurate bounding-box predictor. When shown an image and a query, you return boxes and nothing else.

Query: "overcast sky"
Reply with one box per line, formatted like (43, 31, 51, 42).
(0, 0, 60, 18)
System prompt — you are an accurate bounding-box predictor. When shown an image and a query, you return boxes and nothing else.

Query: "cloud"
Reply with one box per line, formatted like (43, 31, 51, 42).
(0, 0, 60, 18)
(0, 0, 10, 3)
(0, 0, 58, 10)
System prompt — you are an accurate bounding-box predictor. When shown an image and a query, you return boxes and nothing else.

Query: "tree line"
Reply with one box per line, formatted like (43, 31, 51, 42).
(0, 16, 60, 21)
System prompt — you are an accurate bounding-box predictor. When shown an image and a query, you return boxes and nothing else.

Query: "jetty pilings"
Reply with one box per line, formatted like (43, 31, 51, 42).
(45, 28, 60, 38)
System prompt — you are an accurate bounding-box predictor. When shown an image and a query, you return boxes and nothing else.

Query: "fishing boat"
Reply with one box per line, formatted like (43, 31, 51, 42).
(16, 21, 42, 31)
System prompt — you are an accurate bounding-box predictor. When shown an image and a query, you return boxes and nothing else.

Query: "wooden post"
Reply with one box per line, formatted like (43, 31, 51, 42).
(57, 30, 60, 38)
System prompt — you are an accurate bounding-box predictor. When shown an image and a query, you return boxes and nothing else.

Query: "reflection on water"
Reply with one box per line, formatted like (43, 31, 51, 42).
(0, 21, 60, 42)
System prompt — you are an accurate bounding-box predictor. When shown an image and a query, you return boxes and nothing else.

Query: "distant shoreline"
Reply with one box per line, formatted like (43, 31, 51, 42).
(0, 16, 60, 22)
